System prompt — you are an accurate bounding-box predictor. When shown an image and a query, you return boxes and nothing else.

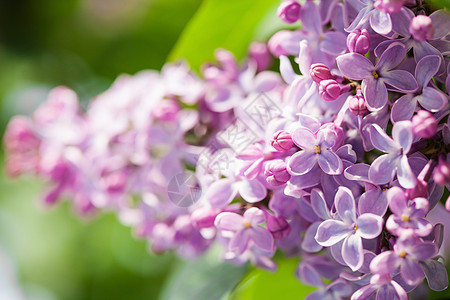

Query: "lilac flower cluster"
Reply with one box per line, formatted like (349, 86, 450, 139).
(4, 0, 450, 298)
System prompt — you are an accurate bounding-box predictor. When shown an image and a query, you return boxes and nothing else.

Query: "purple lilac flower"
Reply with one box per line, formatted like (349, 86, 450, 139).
(351, 273, 407, 300)
(337, 42, 418, 111)
(315, 187, 383, 271)
(368, 121, 416, 188)
(385, 186, 433, 237)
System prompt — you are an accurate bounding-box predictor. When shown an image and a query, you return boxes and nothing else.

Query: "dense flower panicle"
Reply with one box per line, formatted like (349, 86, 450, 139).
(4, 0, 450, 299)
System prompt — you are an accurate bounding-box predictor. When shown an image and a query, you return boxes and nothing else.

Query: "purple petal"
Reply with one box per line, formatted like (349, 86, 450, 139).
(387, 187, 408, 216)
(430, 10, 450, 39)
(251, 226, 274, 251)
(391, 280, 408, 300)
(397, 155, 416, 189)
(413, 41, 442, 64)
(369, 124, 399, 153)
(420, 260, 449, 291)
(298, 262, 324, 287)
(392, 121, 413, 152)
(215, 212, 244, 231)
(370, 251, 400, 275)
(287, 150, 317, 175)
(370, 10, 392, 35)
(335, 186, 356, 223)
(336, 53, 373, 80)
(377, 285, 396, 300)
(346, 5, 372, 32)
(279, 55, 297, 84)
(410, 218, 434, 237)
(358, 188, 388, 216)
(342, 234, 364, 271)
(315, 219, 352, 247)
(243, 206, 265, 225)
(299, 0, 322, 35)
(391, 7, 414, 37)
(229, 229, 251, 254)
(356, 213, 383, 239)
(376, 42, 407, 72)
(415, 55, 441, 89)
(382, 70, 418, 93)
(321, 31, 347, 56)
(206, 178, 238, 208)
(391, 94, 416, 123)
(318, 150, 343, 175)
(351, 284, 377, 300)
(302, 222, 323, 252)
(362, 77, 388, 111)
(409, 241, 438, 261)
(417, 87, 448, 112)
(344, 163, 370, 182)
(400, 259, 425, 286)
(291, 127, 317, 149)
(311, 188, 331, 220)
(368, 154, 399, 185)
(238, 179, 267, 203)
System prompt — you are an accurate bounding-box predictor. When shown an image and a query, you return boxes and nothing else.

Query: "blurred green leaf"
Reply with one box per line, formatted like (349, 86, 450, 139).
(230, 258, 316, 300)
(428, 0, 450, 10)
(168, 0, 280, 71)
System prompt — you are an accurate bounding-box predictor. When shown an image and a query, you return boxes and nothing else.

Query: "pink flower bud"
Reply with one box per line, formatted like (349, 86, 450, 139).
(152, 99, 180, 122)
(310, 63, 332, 83)
(319, 79, 341, 101)
(277, 1, 301, 24)
(409, 15, 434, 42)
(249, 42, 272, 72)
(433, 157, 450, 186)
(264, 159, 290, 186)
(374, 0, 405, 14)
(266, 213, 291, 239)
(412, 110, 437, 138)
(191, 208, 219, 229)
(349, 91, 368, 116)
(347, 29, 370, 55)
(271, 130, 293, 151)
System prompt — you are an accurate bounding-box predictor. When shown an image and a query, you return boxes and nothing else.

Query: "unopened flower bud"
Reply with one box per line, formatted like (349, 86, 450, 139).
(192, 208, 218, 229)
(249, 42, 272, 72)
(433, 157, 450, 186)
(310, 63, 332, 83)
(347, 29, 370, 55)
(374, 0, 405, 14)
(277, 1, 301, 24)
(271, 130, 293, 151)
(405, 178, 427, 200)
(264, 159, 290, 186)
(319, 79, 341, 101)
(349, 91, 368, 116)
(412, 110, 437, 138)
(266, 213, 291, 239)
(152, 99, 179, 122)
(409, 15, 434, 42)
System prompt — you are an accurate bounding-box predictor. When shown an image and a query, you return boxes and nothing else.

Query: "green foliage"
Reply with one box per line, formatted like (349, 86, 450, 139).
(428, 0, 450, 10)
(168, 0, 281, 72)
(230, 258, 316, 300)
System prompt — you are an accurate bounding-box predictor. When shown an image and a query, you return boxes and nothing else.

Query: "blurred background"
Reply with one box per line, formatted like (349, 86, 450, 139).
(0, 0, 203, 299)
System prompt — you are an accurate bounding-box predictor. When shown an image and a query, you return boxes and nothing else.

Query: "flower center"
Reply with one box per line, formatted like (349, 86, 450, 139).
(401, 215, 410, 222)
(243, 221, 252, 228)
(353, 224, 358, 231)
(399, 250, 407, 258)
(314, 145, 321, 154)
(372, 71, 379, 79)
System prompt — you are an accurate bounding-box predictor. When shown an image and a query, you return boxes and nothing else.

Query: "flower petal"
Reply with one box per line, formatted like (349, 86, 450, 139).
(356, 213, 383, 239)
(417, 87, 448, 112)
(344, 163, 370, 182)
(409, 241, 438, 261)
(229, 229, 251, 254)
(392, 121, 413, 152)
(205, 178, 238, 208)
(291, 127, 317, 149)
(368, 154, 398, 185)
(400, 259, 425, 286)
(420, 260, 449, 291)
(358, 188, 388, 216)
(238, 179, 267, 203)
(287, 150, 317, 175)
(376, 42, 407, 72)
(369, 124, 399, 153)
(302, 222, 323, 252)
(382, 70, 418, 93)
(299, 0, 322, 35)
(335, 186, 356, 223)
(362, 77, 388, 111)
(387, 186, 408, 216)
(251, 226, 274, 251)
(215, 212, 244, 231)
(369, 10, 392, 35)
(321, 31, 347, 56)
(397, 155, 416, 189)
(317, 149, 343, 175)
(415, 55, 441, 89)
(370, 251, 400, 275)
(391, 94, 416, 123)
(315, 219, 352, 247)
(342, 234, 364, 271)
(336, 53, 373, 80)
(310, 188, 331, 220)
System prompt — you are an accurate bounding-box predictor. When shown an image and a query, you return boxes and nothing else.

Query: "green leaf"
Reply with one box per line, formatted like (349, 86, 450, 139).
(168, 0, 280, 71)
(428, 0, 450, 10)
(230, 258, 316, 300)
